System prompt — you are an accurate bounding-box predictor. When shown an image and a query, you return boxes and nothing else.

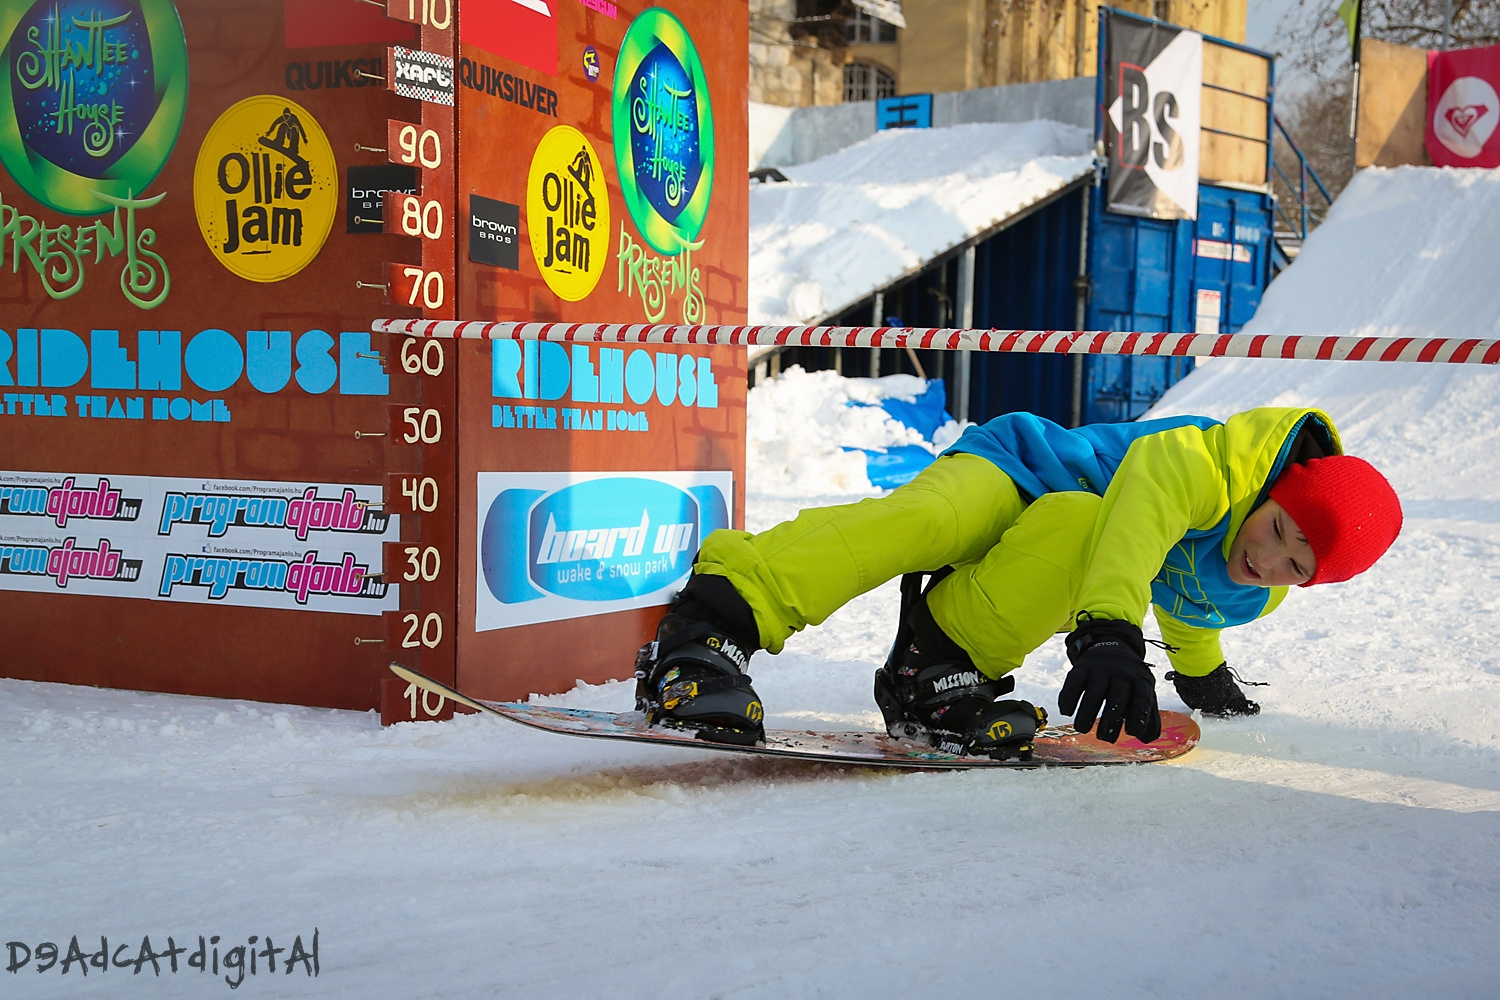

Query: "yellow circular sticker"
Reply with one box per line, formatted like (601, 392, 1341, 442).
(193, 96, 337, 283)
(527, 125, 610, 302)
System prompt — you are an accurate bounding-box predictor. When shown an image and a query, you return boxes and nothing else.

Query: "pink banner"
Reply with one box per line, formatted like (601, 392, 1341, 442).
(1427, 44, 1500, 167)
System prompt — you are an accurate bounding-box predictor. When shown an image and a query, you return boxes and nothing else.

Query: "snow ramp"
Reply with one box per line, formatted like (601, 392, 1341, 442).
(1239, 166, 1500, 344)
(748, 119, 1094, 326)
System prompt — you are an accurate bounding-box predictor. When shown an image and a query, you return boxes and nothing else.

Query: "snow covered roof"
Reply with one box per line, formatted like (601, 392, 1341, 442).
(748, 119, 1095, 326)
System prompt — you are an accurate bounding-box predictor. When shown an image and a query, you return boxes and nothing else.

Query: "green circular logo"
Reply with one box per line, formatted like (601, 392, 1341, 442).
(0, 0, 188, 216)
(611, 7, 713, 256)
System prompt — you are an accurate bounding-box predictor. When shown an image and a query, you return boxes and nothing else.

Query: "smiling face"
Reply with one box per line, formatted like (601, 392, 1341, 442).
(1226, 499, 1317, 587)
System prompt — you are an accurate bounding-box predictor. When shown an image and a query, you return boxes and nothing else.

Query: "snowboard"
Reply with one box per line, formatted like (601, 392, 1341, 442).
(389, 663, 1200, 769)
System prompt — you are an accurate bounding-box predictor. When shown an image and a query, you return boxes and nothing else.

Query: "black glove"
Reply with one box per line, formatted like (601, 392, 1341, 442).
(1167, 664, 1263, 717)
(1060, 618, 1161, 744)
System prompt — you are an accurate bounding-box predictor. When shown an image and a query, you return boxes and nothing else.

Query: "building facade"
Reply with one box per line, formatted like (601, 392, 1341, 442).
(752, 0, 1248, 107)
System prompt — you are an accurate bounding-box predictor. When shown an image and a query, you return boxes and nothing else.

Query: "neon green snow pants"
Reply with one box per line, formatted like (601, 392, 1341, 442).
(694, 453, 1101, 679)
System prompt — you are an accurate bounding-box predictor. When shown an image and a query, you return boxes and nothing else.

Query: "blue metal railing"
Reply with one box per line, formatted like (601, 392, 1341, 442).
(1272, 116, 1334, 241)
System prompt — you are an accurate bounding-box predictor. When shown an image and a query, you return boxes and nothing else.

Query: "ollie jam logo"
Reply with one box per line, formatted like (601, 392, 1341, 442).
(526, 124, 609, 301)
(193, 95, 337, 282)
(611, 7, 714, 256)
(0, 0, 187, 215)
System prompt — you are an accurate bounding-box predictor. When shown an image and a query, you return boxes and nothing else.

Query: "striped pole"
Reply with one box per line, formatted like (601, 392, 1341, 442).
(370, 319, 1500, 366)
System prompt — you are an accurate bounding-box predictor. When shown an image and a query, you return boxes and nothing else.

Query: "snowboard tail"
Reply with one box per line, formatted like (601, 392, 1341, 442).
(388, 663, 1199, 769)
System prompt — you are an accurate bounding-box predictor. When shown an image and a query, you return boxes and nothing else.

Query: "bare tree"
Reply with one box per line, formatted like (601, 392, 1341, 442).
(1270, 0, 1500, 209)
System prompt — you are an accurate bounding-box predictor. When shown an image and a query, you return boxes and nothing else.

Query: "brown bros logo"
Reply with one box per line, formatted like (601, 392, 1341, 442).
(193, 95, 336, 282)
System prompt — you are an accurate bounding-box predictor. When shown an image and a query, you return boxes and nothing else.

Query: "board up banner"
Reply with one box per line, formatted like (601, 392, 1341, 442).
(1426, 44, 1500, 168)
(1105, 11, 1202, 220)
(474, 470, 731, 631)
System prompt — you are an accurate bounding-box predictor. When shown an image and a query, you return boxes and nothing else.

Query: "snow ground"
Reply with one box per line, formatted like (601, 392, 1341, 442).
(6, 168, 1500, 998)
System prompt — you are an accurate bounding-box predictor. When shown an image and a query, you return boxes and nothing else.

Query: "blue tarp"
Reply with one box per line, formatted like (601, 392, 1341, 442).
(844, 379, 952, 489)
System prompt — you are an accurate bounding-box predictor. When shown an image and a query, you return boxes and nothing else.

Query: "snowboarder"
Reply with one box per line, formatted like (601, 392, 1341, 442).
(635, 406, 1403, 757)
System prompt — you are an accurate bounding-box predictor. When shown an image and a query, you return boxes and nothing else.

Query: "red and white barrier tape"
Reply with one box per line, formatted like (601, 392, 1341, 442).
(370, 320, 1500, 365)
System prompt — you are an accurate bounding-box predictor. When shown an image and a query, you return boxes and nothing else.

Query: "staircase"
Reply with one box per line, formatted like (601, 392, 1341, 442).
(1271, 116, 1333, 274)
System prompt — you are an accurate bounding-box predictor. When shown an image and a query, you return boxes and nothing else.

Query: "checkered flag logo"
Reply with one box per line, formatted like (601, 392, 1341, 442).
(392, 46, 455, 106)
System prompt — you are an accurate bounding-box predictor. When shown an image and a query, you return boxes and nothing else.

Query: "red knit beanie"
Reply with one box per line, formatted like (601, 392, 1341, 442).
(1267, 455, 1403, 586)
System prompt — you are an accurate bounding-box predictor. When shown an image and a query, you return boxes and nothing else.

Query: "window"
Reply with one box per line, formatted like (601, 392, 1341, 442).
(844, 62, 896, 102)
(845, 10, 898, 43)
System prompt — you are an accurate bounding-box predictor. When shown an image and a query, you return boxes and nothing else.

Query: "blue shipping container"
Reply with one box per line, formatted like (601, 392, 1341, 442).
(1081, 181, 1274, 424)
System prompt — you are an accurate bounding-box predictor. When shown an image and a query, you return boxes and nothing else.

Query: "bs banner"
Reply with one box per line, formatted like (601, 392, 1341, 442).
(1426, 44, 1500, 168)
(1105, 12, 1201, 220)
(476, 470, 732, 631)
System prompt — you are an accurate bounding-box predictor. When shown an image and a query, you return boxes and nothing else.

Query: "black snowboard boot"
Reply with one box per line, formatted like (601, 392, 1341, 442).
(872, 571, 1047, 760)
(635, 574, 766, 746)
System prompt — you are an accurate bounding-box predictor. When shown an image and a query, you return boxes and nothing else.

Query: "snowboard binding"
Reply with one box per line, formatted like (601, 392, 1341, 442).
(874, 570, 1047, 760)
(635, 576, 766, 747)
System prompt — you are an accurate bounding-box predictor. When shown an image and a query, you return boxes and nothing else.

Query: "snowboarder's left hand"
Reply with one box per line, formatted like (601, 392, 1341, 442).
(1060, 618, 1161, 744)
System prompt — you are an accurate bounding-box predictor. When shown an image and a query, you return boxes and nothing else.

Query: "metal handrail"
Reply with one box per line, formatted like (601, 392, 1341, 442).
(1272, 116, 1334, 243)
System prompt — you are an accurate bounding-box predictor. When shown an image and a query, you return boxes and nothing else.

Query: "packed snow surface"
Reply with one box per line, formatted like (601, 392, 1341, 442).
(6, 167, 1500, 998)
(749, 120, 1094, 324)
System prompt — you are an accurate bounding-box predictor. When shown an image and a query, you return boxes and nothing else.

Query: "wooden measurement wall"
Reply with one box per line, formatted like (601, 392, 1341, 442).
(374, 8, 460, 724)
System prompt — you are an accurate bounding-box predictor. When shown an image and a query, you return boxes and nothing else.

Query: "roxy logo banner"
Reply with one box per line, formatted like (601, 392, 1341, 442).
(1426, 44, 1500, 167)
(1105, 11, 1201, 221)
(475, 470, 732, 631)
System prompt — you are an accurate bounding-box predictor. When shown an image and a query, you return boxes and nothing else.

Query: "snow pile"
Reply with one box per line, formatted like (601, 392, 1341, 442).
(747, 366, 962, 496)
(749, 120, 1094, 324)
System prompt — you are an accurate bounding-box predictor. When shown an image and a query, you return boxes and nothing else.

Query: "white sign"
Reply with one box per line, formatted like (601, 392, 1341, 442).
(1194, 288, 1222, 336)
(0, 471, 397, 614)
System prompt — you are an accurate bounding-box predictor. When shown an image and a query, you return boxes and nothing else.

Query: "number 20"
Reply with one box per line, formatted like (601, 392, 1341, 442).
(401, 612, 443, 649)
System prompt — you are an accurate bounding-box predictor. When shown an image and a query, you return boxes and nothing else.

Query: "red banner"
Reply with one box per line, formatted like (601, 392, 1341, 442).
(461, 0, 559, 76)
(1427, 44, 1500, 167)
